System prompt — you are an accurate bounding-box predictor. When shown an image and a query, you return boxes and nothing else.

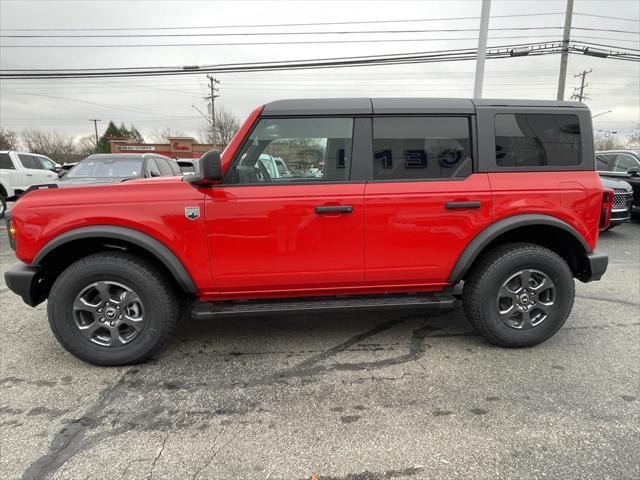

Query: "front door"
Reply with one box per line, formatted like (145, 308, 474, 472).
(17, 154, 57, 185)
(204, 116, 365, 295)
(364, 116, 492, 287)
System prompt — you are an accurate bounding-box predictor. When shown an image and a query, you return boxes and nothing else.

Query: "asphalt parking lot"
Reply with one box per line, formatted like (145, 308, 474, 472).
(0, 221, 638, 480)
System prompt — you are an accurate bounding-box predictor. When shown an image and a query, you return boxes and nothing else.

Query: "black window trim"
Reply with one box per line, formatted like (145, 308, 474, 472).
(223, 115, 360, 187)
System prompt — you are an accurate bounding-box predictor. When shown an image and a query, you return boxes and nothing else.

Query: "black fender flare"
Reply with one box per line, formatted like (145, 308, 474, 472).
(33, 225, 197, 294)
(448, 214, 590, 283)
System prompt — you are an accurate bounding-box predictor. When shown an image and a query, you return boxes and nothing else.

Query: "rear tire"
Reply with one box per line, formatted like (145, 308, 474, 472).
(463, 243, 574, 348)
(0, 196, 6, 219)
(48, 252, 179, 365)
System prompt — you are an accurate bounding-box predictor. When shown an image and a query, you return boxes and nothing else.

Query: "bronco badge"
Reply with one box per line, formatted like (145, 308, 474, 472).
(184, 207, 200, 220)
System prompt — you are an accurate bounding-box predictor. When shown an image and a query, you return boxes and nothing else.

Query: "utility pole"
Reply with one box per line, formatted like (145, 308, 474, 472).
(557, 0, 574, 100)
(571, 69, 592, 102)
(89, 119, 101, 152)
(204, 76, 220, 145)
(473, 0, 491, 98)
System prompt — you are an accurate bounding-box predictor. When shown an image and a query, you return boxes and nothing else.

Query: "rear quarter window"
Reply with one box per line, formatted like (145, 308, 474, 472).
(495, 113, 582, 167)
(0, 153, 14, 170)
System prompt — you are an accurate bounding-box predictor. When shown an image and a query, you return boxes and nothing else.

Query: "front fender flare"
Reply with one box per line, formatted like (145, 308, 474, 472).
(448, 214, 590, 284)
(33, 225, 197, 294)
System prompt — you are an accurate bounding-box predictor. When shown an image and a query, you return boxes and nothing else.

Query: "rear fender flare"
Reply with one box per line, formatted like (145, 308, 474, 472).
(448, 214, 589, 283)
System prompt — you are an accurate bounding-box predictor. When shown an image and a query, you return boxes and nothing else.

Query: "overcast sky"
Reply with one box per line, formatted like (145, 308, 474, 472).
(1, 0, 639, 142)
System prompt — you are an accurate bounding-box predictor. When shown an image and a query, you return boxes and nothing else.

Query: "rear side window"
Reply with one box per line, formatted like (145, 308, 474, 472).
(18, 154, 42, 169)
(495, 114, 581, 167)
(373, 117, 472, 180)
(0, 153, 14, 170)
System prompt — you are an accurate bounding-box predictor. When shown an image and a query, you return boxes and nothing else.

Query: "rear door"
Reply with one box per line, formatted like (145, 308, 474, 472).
(364, 116, 492, 287)
(1, 153, 25, 195)
(204, 116, 366, 295)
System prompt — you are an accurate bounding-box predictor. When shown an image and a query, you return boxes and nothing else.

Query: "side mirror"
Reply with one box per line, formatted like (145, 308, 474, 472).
(627, 167, 639, 177)
(187, 150, 222, 186)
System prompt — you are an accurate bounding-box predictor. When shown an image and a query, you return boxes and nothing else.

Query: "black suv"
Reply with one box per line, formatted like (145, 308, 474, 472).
(596, 150, 640, 218)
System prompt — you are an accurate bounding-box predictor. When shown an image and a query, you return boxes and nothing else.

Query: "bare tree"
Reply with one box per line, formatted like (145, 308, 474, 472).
(149, 127, 186, 143)
(594, 132, 626, 151)
(22, 129, 77, 163)
(626, 123, 640, 149)
(75, 135, 97, 157)
(197, 104, 241, 147)
(0, 127, 20, 150)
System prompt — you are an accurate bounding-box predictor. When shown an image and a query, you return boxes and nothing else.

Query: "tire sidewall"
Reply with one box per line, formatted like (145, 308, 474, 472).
(49, 259, 173, 365)
(0, 196, 6, 218)
(478, 251, 574, 347)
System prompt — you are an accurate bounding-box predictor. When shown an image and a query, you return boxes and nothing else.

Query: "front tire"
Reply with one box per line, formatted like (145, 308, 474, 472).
(0, 196, 6, 219)
(463, 243, 574, 348)
(48, 252, 179, 365)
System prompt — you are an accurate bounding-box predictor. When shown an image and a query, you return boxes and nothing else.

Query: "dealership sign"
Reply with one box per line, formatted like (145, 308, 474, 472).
(118, 145, 155, 151)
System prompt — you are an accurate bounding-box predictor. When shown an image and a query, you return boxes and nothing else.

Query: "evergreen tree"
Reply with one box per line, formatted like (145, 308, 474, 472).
(96, 122, 145, 153)
(97, 121, 122, 153)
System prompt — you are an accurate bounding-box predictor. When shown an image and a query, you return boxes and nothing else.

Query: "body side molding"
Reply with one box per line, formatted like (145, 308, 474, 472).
(448, 214, 590, 283)
(33, 225, 197, 294)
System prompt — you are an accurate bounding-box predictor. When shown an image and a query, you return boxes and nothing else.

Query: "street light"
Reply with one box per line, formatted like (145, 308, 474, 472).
(592, 110, 612, 119)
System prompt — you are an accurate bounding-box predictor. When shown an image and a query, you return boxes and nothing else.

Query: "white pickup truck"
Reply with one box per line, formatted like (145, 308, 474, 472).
(0, 150, 60, 217)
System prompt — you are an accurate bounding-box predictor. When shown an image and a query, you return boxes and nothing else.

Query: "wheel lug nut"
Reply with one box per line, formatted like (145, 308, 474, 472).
(110, 321, 115, 327)
(99, 318, 105, 323)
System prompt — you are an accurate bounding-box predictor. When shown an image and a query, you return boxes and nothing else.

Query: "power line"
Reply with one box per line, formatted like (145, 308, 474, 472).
(574, 12, 640, 22)
(1, 41, 637, 80)
(2, 11, 635, 33)
(0, 35, 569, 48)
(0, 12, 567, 31)
(3, 26, 638, 39)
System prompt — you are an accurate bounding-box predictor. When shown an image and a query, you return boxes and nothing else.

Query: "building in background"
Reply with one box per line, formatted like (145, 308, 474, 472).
(109, 137, 223, 159)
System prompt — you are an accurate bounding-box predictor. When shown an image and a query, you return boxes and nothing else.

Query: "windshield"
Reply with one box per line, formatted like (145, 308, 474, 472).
(66, 158, 142, 178)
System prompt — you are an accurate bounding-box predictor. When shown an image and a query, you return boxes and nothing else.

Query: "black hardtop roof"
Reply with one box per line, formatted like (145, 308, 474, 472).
(262, 98, 587, 116)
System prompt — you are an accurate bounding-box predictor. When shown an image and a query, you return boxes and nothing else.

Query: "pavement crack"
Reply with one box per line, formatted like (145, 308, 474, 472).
(250, 309, 457, 387)
(148, 433, 169, 480)
(575, 294, 640, 308)
(21, 368, 136, 480)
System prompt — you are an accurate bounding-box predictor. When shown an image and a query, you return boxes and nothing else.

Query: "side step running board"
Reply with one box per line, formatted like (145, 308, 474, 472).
(191, 293, 457, 320)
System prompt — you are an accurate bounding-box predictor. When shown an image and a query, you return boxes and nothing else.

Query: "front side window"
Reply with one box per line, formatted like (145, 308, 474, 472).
(596, 154, 612, 171)
(495, 113, 581, 167)
(37, 156, 57, 171)
(613, 154, 640, 172)
(144, 158, 162, 177)
(155, 157, 175, 176)
(231, 117, 353, 184)
(373, 117, 472, 180)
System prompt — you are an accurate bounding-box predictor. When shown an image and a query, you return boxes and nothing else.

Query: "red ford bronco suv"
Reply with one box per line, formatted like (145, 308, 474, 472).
(4, 98, 612, 365)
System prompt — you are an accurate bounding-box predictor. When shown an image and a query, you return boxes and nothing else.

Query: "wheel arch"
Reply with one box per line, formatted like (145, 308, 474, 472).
(33, 225, 197, 296)
(449, 214, 591, 284)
